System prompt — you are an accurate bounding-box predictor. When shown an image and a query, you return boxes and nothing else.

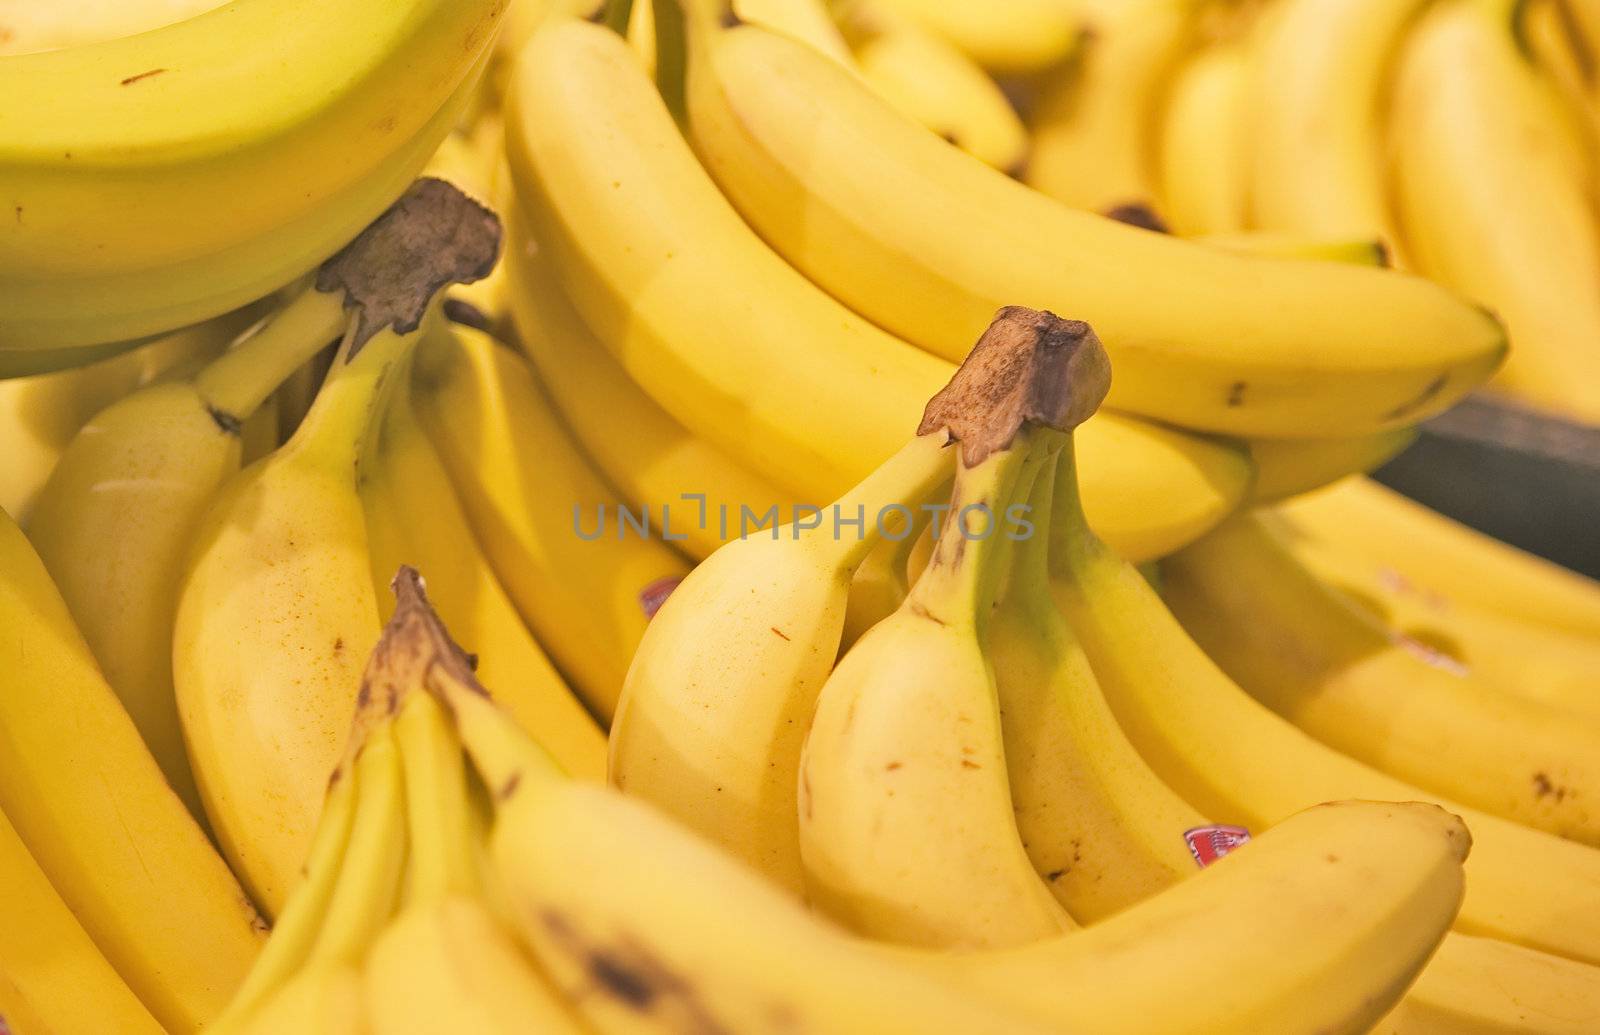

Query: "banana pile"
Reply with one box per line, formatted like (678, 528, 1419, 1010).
(3, 0, 1600, 1033)
(1029, 0, 1600, 425)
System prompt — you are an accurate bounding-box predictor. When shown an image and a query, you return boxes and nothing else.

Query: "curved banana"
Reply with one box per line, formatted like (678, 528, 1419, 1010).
(1245, 428, 1417, 505)
(841, 3, 1029, 173)
(1027, 0, 1197, 214)
(27, 285, 350, 817)
(1272, 512, 1600, 722)
(1278, 476, 1600, 639)
(506, 16, 1252, 556)
(502, 204, 790, 562)
(799, 311, 1103, 948)
(676, 0, 1506, 437)
(410, 319, 689, 725)
(0, 804, 166, 1035)
(1164, 512, 1600, 844)
(1158, 41, 1249, 235)
(1046, 442, 1600, 964)
(0, 0, 502, 363)
(1392, 0, 1600, 423)
(419, 616, 1059, 1035)
(861, 0, 1082, 74)
(611, 431, 951, 891)
(365, 338, 608, 776)
(1244, 0, 1427, 250)
(0, 507, 265, 1033)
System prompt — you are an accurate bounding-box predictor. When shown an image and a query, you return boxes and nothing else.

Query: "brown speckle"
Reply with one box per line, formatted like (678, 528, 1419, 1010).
(1533, 772, 1572, 803)
(1045, 869, 1065, 882)
(885, 761, 902, 771)
(590, 951, 657, 1010)
(120, 68, 167, 86)
(497, 772, 521, 801)
(770, 627, 790, 641)
(1226, 381, 1247, 407)
(333, 637, 345, 654)
(960, 760, 981, 769)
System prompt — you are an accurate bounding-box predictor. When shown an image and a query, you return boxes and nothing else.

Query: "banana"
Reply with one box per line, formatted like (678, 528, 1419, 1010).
(505, 16, 1252, 557)
(1271, 512, 1600, 722)
(858, 0, 1083, 74)
(798, 310, 1103, 948)
(0, 310, 249, 521)
(410, 587, 1059, 1035)
(1158, 41, 1249, 235)
(1026, 0, 1196, 215)
(610, 431, 951, 892)
(1244, 0, 1427, 250)
(675, 0, 1506, 437)
(502, 203, 790, 562)
(1164, 511, 1600, 844)
(174, 179, 500, 913)
(27, 284, 350, 817)
(1245, 427, 1418, 505)
(1278, 476, 1600, 639)
(1046, 442, 1600, 964)
(410, 318, 690, 725)
(1392, 0, 1600, 423)
(0, 0, 502, 364)
(0, 804, 166, 1035)
(1375, 932, 1600, 1034)
(365, 334, 609, 776)
(0, 505, 265, 1033)
(840, 2, 1029, 173)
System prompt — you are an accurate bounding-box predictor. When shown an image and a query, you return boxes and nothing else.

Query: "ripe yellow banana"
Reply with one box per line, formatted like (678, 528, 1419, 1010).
(0, 506, 265, 1033)
(502, 204, 790, 562)
(1270, 510, 1600, 722)
(799, 310, 1105, 948)
(418, 610, 1060, 1035)
(0, 0, 502, 364)
(1158, 41, 1249, 235)
(27, 284, 350, 818)
(1047, 442, 1600, 964)
(1027, 0, 1196, 214)
(860, 0, 1083, 74)
(611, 430, 951, 891)
(410, 319, 689, 725)
(174, 179, 499, 914)
(906, 801, 1467, 1035)
(1164, 512, 1600, 844)
(0, 804, 166, 1035)
(1374, 932, 1600, 1034)
(506, 16, 1252, 556)
(365, 339, 608, 778)
(676, 0, 1506, 437)
(841, 2, 1029, 173)
(1245, 427, 1418, 505)
(1392, 0, 1600, 423)
(1244, 0, 1426, 250)
(1279, 476, 1600, 639)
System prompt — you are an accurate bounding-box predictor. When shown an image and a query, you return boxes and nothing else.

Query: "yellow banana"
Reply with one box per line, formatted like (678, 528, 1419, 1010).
(0, 506, 265, 1033)
(410, 319, 689, 725)
(841, 2, 1029, 173)
(506, 16, 1252, 556)
(611, 431, 951, 891)
(416, 600, 1059, 1035)
(1245, 427, 1418, 505)
(1271, 511, 1600, 722)
(1164, 511, 1600, 845)
(1392, 0, 1600, 423)
(799, 310, 1104, 948)
(27, 284, 350, 818)
(1375, 932, 1600, 1033)
(0, 804, 166, 1035)
(1244, 0, 1426, 250)
(675, 0, 1506, 437)
(1047, 441, 1600, 964)
(365, 336, 608, 776)
(1027, 0, 1197, 214)
(0, 0, 501, 364)
(1278, 476, 1600, 639)
(502, 203, 790, 562)
(1158, 41, 1249, 235)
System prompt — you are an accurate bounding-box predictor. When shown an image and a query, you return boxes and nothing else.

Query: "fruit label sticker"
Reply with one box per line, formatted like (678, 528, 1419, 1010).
(1184, 825, 1252, 868)
(639, 577, 683, 619)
